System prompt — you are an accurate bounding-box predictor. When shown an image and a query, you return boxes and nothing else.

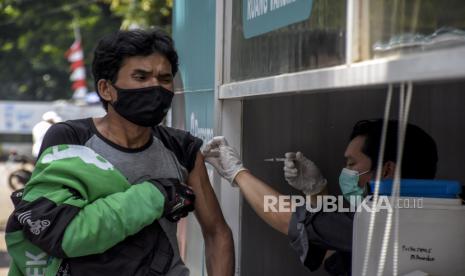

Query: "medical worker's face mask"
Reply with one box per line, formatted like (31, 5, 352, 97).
(339, 168, 370, 206)
(110, 84, 174, 127)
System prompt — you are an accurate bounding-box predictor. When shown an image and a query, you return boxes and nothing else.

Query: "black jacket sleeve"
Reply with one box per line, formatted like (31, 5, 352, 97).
(152, 126, 203, 173)
(288, 206, 354, 271)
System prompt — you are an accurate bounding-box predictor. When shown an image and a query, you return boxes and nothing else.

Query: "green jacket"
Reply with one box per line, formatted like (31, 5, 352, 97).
(5, 144, 166, 276)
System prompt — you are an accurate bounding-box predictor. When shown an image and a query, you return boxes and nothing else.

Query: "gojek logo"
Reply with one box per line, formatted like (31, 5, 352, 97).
(17, 210, 50, 235)
(25, 251, 47, 276)
(41, 145, 114, 170)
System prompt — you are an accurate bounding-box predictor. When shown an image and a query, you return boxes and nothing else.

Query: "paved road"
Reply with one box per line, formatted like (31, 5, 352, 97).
(0, 231, 9, 276)
(1, 163, 15, 227)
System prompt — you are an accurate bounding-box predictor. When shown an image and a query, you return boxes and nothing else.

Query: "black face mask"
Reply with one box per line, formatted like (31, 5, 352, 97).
(110, 84, 174, 127)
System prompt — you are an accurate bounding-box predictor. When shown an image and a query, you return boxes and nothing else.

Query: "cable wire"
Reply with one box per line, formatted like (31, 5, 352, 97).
(361, 84, 393, 276)
(376, 82, 413, 276)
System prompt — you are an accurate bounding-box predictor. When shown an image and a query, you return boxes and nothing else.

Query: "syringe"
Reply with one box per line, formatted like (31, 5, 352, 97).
(263, 157, 286, 162)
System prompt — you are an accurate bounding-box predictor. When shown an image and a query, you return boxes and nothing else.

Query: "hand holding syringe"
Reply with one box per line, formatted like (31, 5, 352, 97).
(264, 153, 327, 195)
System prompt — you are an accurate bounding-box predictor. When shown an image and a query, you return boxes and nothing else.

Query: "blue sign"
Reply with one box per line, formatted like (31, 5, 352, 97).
(242, 0, 313, 38)
(172, 0, 215, 144)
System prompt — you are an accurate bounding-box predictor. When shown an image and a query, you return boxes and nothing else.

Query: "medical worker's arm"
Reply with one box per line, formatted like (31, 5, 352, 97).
(235, 170, 292, 234)
(202, 137, 292, 235)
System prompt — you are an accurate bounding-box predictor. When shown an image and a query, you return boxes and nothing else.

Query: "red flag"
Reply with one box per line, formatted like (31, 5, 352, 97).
(70, 60, 84, 71)
(65, 40, 87, 99)
(72, 79, 86, 90)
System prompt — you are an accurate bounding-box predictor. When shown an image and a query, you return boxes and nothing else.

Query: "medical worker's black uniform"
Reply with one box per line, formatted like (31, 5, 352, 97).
(288, 206, 355, 275)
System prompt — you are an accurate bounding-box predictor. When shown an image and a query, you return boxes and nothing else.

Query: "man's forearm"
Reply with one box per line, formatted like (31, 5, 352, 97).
(235, 171, 291, 235)
(190, 152, 235, 275)
(204, 224, 235, 275)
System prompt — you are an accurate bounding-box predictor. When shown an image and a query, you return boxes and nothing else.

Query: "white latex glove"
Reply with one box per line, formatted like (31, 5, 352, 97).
(202, 136, 247, 185)
(283, 152, 327, 195)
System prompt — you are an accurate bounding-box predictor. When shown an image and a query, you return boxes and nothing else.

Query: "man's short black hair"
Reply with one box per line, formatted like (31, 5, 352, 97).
(91, 28, 179, 110)
(350, 119, 438, 179)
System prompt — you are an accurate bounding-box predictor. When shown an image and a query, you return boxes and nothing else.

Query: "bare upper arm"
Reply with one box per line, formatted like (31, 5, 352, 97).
(187, 152, 228, 234)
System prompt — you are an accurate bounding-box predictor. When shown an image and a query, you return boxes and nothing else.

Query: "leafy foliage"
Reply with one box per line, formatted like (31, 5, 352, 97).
(0, 0, 172, 101)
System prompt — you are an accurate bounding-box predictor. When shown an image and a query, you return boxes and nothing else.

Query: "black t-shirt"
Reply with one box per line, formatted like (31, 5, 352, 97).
(39, 118, 202, 174)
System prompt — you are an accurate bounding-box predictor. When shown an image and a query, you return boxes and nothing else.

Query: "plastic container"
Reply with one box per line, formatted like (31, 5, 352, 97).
(352, 195, 465, 276)
(369, 179, 462, 198)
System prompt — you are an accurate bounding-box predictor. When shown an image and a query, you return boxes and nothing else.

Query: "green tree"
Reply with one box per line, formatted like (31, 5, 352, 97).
(106, 0, 173, 32)
(0, 0, 172, 102)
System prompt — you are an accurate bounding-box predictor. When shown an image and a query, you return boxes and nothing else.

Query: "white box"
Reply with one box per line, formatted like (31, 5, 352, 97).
(352, 197, 465, 276)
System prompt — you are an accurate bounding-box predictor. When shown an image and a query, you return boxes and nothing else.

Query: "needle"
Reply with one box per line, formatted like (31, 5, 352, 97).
(263, 157, 286, 162)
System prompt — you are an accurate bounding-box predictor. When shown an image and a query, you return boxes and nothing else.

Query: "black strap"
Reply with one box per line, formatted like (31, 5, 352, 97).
(147, 222, 174, 275)
(10, 188, 24, 207)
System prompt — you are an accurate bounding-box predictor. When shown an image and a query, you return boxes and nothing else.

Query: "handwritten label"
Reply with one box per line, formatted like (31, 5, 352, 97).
(401, 245, 435, 262)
